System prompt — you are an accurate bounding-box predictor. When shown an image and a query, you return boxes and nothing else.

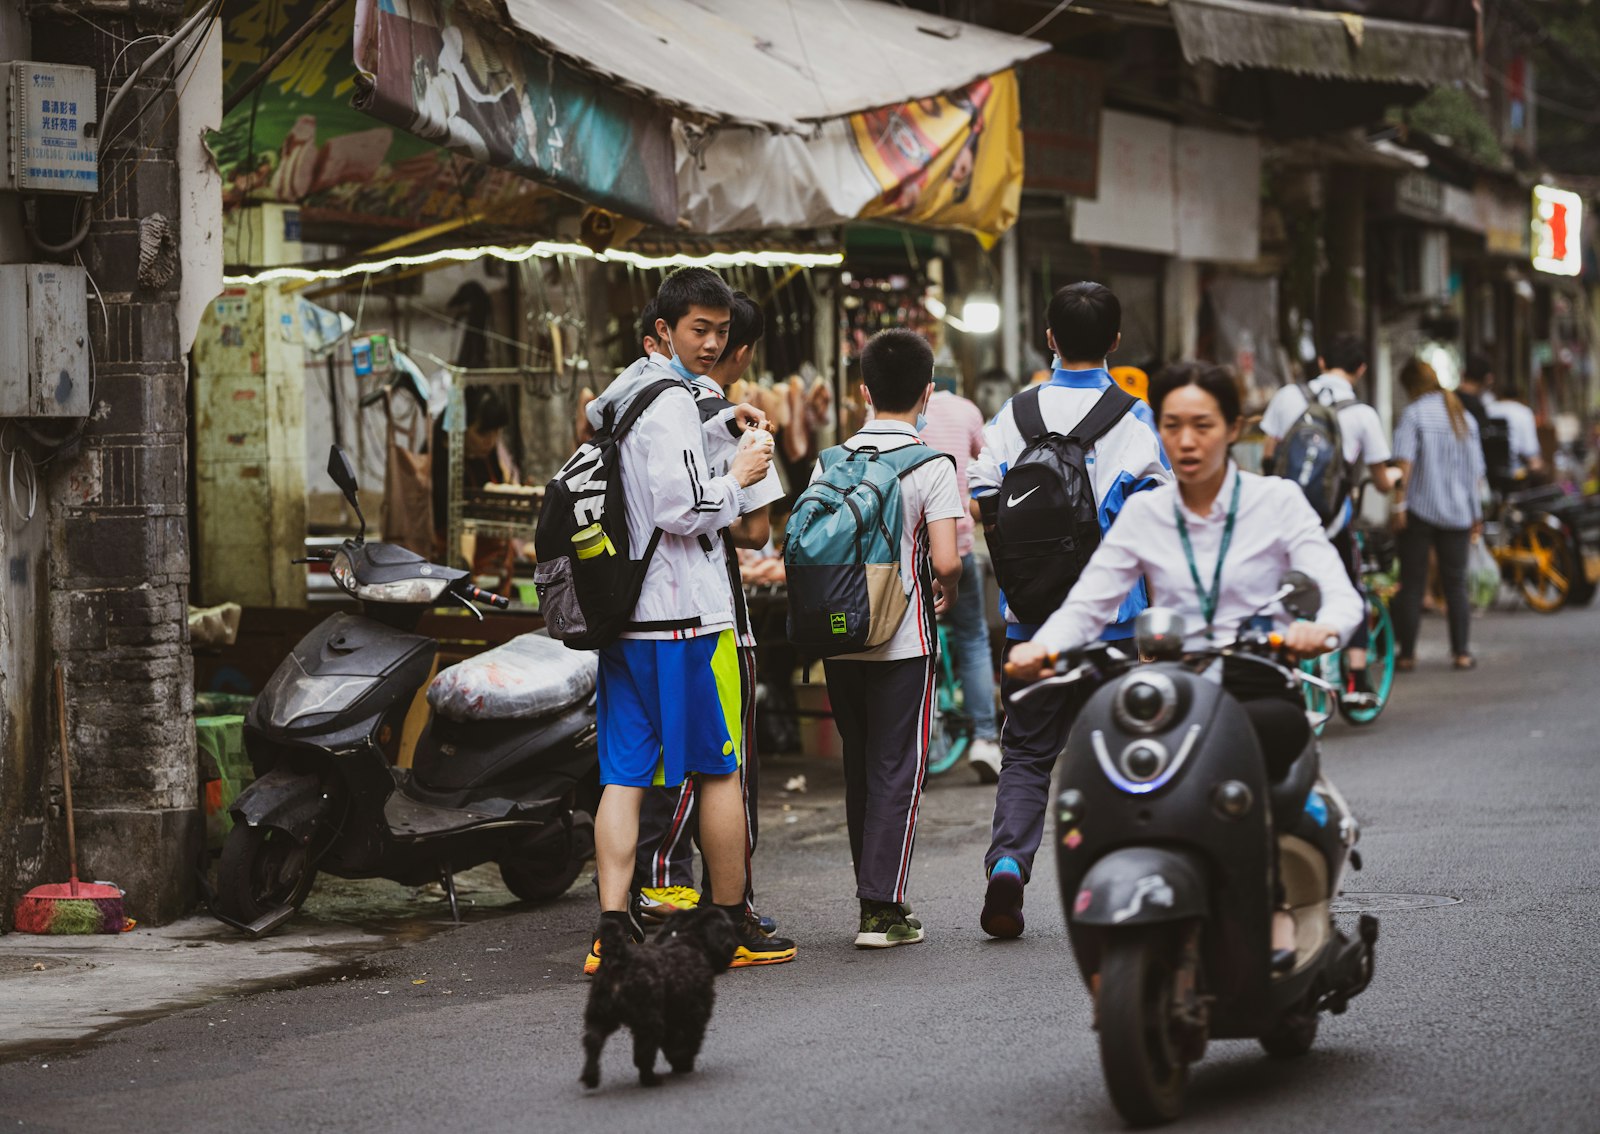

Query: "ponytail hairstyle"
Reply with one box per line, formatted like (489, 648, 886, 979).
(1399, 358, 1467, 438)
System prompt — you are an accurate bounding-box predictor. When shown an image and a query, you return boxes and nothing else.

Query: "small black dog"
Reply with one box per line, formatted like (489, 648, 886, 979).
(580, 905, 737, 1089)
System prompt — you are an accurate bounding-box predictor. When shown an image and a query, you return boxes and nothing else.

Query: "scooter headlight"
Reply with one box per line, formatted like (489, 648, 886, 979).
(1113, 673, 1178, 734)
(1119, 740, 1170, 784)
(350, 576, 450, 604)
(330, 550, 449, 604)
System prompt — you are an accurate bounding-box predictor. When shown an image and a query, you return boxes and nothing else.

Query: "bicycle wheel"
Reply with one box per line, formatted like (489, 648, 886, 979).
(1513, 521, 1575, 613)
(927, 630, 970, 775)
(1339, 594, 1394, 725)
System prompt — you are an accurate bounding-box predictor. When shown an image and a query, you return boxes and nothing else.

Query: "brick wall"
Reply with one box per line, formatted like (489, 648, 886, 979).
(22, 0, 200, 924)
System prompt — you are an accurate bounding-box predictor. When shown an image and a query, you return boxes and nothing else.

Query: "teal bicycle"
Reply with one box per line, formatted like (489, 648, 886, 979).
(927, 623, 974, 775)
(1300, 529, 1398, 731)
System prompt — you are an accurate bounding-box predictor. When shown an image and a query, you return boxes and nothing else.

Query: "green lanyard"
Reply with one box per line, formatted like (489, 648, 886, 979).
(1174, 474, 1242, 640)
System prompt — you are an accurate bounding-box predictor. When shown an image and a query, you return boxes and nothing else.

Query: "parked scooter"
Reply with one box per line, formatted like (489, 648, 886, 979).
(206, 447, 599, 938)
(1018, 573, 1377, 1126)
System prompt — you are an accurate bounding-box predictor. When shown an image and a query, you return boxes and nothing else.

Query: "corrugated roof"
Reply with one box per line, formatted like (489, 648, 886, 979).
(500, 0, 1050, 133)
(1169, 0, 1479, 88)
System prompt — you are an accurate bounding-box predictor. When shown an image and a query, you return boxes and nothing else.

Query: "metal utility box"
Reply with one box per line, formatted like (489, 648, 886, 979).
(1, 62, 99, 194)
(0, 263, 90, 418)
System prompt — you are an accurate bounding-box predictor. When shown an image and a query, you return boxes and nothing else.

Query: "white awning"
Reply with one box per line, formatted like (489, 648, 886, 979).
(500, 0, 1050, 133)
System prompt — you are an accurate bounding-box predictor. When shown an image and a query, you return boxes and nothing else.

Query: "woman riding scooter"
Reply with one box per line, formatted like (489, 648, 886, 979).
(1005, 361, 1364, 967)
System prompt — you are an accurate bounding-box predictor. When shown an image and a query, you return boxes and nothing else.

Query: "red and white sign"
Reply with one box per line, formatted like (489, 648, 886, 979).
(1532, 184, 1583, 277)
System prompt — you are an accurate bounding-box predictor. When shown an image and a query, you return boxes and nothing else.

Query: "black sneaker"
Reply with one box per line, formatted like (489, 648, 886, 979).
(729, 910, 796, 967)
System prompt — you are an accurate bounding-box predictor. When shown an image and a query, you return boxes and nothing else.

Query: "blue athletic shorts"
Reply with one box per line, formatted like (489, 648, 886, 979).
(596, 631, 742, 788)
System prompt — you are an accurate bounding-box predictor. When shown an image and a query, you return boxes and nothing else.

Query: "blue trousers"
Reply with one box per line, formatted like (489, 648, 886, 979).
(942, 553, 998, 740)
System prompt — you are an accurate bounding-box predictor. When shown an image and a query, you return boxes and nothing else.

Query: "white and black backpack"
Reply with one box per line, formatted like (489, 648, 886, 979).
(533, 378, 679, 650)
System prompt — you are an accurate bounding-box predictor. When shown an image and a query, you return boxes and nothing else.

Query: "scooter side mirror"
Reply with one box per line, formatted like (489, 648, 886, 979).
(327, 445, 366, 542)
(1280, 570, 1322, 621)
(327, 445, 360, 499)
(1134, 608, 1186, 661)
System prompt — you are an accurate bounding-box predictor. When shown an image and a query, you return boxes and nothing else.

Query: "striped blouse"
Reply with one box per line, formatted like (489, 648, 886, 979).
(1394, 392, 1484, 529)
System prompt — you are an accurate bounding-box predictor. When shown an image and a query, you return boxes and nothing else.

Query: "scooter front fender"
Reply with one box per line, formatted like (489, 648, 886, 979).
(230, 766, 335, 843)
(1071, 846, 1209, 928)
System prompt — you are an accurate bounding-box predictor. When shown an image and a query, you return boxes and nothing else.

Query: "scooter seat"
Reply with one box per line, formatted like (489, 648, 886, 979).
(1270, 744, 1320, 833)
(412, 702, 593, 792)
(427, 633, 597, 722)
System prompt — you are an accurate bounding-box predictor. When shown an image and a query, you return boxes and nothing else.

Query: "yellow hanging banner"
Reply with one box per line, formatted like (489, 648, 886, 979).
(850, 71, 1024, 246)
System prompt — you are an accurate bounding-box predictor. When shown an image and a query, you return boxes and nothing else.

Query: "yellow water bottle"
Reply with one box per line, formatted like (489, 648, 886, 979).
(573, 523, 615, 559)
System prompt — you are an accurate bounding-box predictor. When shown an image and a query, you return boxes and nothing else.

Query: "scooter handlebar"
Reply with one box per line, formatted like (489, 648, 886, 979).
(460, 582, 510, 609)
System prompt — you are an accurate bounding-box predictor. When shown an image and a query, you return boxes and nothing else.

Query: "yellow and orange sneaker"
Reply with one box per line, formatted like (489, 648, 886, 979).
(728, 910, 796, 968)
(637, 885, 700, 922)
(583, 909, 644, 975)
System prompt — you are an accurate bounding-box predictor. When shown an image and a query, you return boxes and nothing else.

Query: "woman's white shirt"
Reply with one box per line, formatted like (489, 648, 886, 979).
(1032, 464, 1364, 656)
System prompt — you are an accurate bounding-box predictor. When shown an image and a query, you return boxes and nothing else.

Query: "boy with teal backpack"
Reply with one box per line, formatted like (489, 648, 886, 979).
(786, 328, 963, 947)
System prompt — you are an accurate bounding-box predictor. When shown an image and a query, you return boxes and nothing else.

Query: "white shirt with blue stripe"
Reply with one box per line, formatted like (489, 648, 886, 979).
(968, 367, 1171, 641)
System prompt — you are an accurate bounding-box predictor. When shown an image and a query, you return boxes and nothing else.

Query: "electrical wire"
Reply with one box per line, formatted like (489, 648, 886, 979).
(100, 0, 224, 156)
(1021, 0, 1076, 38)
(28, 0, 223, 255)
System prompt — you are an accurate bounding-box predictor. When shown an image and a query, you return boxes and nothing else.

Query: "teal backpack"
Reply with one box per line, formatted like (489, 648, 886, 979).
(784, 441, 953, 656)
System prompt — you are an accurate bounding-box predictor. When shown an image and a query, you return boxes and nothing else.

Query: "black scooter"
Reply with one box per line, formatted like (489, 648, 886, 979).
(1020, 573, 1377, 1126)
(206, 447, 599, 937)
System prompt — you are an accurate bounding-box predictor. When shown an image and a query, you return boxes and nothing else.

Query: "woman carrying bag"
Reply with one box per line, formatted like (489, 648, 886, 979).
(1391, 359, 1485, 672)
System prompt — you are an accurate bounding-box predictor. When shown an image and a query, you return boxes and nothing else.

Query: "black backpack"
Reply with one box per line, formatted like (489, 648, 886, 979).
(533, 378, 680, 650)
(987, 384, 1135, 624)
(1269, 383, 1356, 528)
(1479, 415, 1515, 493)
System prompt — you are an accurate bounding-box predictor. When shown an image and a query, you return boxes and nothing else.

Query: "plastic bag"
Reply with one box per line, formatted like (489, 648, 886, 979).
(427, 632, 597, 722)
(1468, 536, 1499, 611)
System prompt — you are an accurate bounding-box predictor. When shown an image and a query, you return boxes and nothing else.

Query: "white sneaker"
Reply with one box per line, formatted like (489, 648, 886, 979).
(968, 738, 1002, 783)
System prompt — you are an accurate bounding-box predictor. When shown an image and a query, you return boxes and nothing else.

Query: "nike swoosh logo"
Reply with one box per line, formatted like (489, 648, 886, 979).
(1007, 487, 1041, 507)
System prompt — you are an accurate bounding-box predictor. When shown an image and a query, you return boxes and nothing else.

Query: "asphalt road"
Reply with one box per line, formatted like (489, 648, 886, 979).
(2, 603, 1597, 1133)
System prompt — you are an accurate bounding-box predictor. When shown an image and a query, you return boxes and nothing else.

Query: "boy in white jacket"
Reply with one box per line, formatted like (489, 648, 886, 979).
(582, 268, 796, 973)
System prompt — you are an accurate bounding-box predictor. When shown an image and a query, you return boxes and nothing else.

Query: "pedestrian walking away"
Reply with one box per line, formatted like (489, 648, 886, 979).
(918, 372, 1002, 780)
(1260, 331, 1398, 708)
(966, 281, 1170, 939)
(1391, 359, 1484, 672)
(1457, 352, 1546, 489)
(808, 328, 963, 949)
(579, 267, 796, 974)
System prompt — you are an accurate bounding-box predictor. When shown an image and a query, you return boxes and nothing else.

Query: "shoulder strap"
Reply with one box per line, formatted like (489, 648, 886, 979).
(613, 378, 684, 439)
(815, 444, 848, 474)
(1066, 384, 1137, 448)
(1012, 385, 1047, 443)
(887, 446, 955, 480)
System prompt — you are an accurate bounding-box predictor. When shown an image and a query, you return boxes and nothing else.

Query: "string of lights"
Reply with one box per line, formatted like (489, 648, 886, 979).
(222, 241, 844, 288)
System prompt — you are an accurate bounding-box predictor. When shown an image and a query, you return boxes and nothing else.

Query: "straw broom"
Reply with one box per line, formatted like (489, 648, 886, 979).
(12, 664, 130, 934)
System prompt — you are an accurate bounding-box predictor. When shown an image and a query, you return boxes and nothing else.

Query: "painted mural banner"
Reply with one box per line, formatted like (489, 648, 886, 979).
(351, 0, 677, 228)
(214, 0, 538, 230)
(677, 71, 1026, 243)
(851, 71, 1025, 244)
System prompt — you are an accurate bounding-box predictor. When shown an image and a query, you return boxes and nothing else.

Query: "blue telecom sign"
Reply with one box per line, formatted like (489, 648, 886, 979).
(10, 63, 98, 194)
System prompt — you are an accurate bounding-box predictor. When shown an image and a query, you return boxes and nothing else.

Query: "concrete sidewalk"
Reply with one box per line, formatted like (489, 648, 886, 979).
(0, 748, 890, 1062)
(0, 866, 522, 1060)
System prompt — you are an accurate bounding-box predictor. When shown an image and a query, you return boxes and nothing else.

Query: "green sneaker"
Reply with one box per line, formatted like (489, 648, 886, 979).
(854, 900, 925, 949)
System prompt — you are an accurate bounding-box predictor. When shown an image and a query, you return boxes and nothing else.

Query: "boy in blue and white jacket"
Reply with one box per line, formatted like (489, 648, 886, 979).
(967, 282, 1170, 939)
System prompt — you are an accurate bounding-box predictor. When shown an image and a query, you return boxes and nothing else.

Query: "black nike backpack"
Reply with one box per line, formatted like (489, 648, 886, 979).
(986, 384, 1135, 624)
